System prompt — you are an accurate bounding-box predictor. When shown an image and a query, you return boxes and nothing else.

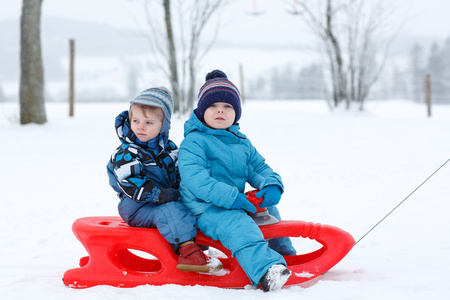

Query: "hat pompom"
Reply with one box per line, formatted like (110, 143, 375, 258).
(206, 69, 227, 81)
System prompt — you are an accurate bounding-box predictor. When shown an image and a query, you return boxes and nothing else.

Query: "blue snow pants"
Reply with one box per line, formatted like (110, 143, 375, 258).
(195, 205, 287, 286)
(267, 206, 297, 256)
(118, 197, 197, 245)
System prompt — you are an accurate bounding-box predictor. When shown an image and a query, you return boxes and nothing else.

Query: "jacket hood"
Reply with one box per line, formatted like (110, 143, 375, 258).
(115, 110, 168, 150)
(184, 109, 243, 138)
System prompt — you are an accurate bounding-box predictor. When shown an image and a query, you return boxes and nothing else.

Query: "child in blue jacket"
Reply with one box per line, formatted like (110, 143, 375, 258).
(178, 70, 296, 291)
(107, 87, 221, 273)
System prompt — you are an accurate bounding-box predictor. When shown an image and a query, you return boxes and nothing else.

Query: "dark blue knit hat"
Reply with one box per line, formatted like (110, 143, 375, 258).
(196, 70, 241, 124)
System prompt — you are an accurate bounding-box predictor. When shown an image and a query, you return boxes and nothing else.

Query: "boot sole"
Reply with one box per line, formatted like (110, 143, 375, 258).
(176, 263, 223, 273)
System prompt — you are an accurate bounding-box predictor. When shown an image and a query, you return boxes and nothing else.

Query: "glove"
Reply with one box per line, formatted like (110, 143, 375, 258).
(230, 193, 257, 213)
(256, 185, 282, 208)
(157, 188, 180, 204)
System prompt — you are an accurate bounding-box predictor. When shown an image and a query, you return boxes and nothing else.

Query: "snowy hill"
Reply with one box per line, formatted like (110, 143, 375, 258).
(0, 100, 449, 299)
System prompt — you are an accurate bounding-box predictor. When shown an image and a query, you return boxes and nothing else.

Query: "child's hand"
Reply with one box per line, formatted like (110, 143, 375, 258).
(158, 188, 180, 204)
(230, 193, 257, 213)
(256, 185, 282, 208)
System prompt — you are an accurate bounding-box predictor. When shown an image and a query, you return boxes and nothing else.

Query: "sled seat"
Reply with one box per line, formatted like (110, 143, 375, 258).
(63, 216, 354, 289)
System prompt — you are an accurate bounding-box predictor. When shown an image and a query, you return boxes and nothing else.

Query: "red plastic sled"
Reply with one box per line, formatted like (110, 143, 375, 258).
(63, 215, 354, 289)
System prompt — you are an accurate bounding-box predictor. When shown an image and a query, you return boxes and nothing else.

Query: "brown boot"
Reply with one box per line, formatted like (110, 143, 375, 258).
(176, 243, 223, 273)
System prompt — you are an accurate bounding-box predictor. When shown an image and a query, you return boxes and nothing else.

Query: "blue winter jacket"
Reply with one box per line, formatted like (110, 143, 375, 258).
(178, 111, 283, 215)
(107, 111, 179, 204)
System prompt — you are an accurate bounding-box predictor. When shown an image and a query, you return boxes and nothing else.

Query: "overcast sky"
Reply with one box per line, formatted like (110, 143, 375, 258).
(1, 0, 448, 99)
(1, 0, 449, 41)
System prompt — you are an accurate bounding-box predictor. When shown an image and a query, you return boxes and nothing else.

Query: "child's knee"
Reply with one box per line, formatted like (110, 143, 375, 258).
(199, 207, 265, 251)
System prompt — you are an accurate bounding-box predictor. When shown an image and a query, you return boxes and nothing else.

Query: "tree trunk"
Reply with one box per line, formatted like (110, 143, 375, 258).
(142, 1, 224, 114)
(185, 59, 196, 114)
(325, 0, 348, 107)
(163, 0, 180, 112)
(20, 0, 46, 124)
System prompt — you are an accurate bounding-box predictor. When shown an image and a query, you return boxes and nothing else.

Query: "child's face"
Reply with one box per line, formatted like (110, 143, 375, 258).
(204, 102, 236, 129)
(130, 105, 163, 142)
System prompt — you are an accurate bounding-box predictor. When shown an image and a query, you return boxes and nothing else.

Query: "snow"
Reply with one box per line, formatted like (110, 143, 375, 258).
(1, 99, 449, 299)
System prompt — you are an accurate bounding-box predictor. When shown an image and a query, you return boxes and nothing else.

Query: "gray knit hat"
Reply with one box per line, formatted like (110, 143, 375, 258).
(129, 87, 174, 133)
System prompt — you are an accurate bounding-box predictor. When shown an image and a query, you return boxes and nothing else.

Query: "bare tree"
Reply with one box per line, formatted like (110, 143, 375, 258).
(140, 0, 225, 114)
(162, 0, 180, 111)
(346, 1, 396, 110)
(296, 0, 396, 110)
(295, 0, 351, 107)
(20, 0, 46, 124)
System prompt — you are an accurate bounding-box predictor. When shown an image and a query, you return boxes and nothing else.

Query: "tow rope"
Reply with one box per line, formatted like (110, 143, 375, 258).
(355, 157, 450, 245)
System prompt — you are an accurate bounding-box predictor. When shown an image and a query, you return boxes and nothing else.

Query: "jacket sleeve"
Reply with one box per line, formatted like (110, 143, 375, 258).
(110, 145, 161, 203)
(178, 135, 238, 209)
(246, 139, 284, 193)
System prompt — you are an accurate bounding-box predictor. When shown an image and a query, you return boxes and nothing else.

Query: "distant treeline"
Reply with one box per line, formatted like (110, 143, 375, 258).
(247, 37, 450, 103)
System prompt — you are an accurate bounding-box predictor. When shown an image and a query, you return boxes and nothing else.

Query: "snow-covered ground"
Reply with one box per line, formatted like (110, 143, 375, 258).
(0, 100, 449, 299)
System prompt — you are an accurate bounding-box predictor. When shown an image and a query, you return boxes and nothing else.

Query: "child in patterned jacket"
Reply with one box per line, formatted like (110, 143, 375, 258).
(107, 87, 221, 273)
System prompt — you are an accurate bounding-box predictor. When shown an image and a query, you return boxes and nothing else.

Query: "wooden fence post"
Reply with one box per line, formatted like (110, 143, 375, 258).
(425, 74, 431, 117)
(239, 64, 245, 103)
(69, 39, 75, 117)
